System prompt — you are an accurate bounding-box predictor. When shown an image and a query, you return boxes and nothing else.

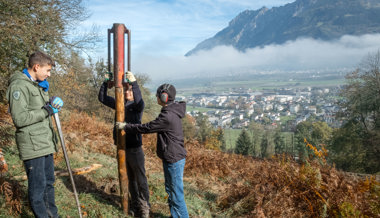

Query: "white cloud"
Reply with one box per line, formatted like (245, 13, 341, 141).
(132, 34, 380, 81)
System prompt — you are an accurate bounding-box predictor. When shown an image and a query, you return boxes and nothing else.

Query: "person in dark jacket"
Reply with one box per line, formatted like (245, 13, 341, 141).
(6, 51, 62, 218)
(98, 71, 150, 218)
(116, 83, 189, 218)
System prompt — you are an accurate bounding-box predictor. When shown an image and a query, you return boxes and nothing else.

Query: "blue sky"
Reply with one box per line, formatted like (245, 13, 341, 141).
(80, 0, 380, 82)
(83, 0, 296, 56)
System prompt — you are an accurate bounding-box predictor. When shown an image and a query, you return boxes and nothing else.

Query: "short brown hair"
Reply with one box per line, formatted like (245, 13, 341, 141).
(28, 51, 55, 68)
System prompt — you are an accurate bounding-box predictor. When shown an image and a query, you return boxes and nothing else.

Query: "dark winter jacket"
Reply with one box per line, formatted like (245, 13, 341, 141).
(124, 101, 187, 163)
(98, 81, 144, 148)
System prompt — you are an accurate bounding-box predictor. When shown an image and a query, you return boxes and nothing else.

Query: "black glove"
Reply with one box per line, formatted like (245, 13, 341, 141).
(42, 96, 63, 116)
(42, 103, 55, 116)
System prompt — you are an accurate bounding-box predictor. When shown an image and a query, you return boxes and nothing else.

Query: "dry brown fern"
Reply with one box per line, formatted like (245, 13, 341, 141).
(0, 177, 23, 216)
(185, 140, 379, 217)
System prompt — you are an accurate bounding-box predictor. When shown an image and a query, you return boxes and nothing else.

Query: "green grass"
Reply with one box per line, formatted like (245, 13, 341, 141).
(186, 105, 217, 113)
(177, 77, 346, 94)
(184, 181, 218, 217)
(0, 137, 223, 217)
(280, 115, 296, 123)
(1, 144, 127, 217)
(55, 149, 126, 217)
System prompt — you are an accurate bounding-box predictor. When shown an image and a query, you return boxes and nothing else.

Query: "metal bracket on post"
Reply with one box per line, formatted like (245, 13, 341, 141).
(108, 23, 131, 215)
(124, 28, 131, 84)
(106, 29, 114, 88)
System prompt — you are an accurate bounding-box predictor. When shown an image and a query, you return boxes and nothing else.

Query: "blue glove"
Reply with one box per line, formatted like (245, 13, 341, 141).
(50, 96, 63, 111)
(43, 96, 63, 116)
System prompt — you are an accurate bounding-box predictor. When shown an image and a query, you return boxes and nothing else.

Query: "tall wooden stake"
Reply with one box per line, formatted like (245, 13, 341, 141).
(109, 23, 131, 214)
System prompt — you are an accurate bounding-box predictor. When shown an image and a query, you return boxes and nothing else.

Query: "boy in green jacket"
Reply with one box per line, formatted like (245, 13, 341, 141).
(6, 51, 63, 218)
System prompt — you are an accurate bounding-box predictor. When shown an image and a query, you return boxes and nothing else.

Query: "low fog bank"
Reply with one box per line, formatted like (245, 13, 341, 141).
(134, 34, 380, 83)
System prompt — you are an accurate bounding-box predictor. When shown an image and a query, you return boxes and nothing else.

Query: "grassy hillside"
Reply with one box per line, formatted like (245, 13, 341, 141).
(0, 103, 379, 217)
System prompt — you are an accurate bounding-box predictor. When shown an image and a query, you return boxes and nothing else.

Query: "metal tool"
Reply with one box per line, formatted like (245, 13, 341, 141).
(54, 113, 83, 218)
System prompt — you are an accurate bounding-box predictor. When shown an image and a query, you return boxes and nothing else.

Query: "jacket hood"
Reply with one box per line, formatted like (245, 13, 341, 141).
(8, 71, 33, 86)
(162, 101, 186, 118)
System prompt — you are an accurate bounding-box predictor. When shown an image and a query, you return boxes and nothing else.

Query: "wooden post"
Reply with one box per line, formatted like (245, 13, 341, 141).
(110, 23, 129, 214)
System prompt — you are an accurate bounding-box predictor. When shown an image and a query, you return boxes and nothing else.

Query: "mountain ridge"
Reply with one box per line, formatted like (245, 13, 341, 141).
(185, 0, 380, 56)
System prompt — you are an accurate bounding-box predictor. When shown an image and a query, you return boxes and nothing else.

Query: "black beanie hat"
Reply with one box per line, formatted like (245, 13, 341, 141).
(156, 83, 176, 103)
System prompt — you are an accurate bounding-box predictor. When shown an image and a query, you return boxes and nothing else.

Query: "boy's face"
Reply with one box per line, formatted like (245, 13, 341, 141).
(34, 64, 52, 81)
(124, 84, 134, 101)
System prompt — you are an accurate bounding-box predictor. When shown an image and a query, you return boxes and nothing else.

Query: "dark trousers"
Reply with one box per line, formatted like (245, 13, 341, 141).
(24, 154, 58, 218)
(126, 146, 150, 213)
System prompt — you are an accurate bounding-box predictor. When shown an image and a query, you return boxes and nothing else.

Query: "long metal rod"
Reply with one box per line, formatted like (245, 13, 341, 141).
(54, 113, 83, 218)
(107, 28, 111, 73)
(126, 28, 131, 71)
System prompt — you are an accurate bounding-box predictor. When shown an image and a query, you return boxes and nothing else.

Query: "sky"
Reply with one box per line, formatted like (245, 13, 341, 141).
(80, 0, 380, 83)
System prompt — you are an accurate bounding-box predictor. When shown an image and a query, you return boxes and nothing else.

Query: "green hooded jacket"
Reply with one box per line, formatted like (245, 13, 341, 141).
(6, 71, 58, 160)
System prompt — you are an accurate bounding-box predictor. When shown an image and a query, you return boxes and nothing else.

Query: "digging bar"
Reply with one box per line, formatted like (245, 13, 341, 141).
(54, 113, 83, 218)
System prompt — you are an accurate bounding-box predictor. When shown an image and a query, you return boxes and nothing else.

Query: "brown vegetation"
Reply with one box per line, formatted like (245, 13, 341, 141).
(187, 147, 379, 217)
(60, 111, 114, 156)
(1, 105, 379, 217)
(185, 137, 379, 217)
(0, 104, 23, 215)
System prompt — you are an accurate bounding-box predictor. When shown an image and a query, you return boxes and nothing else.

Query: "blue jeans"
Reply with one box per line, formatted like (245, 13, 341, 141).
(24, 154, 58, 218)
(163, 158, 189, 218)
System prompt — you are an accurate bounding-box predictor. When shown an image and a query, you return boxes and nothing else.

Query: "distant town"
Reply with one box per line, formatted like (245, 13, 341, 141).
(178, 86, 343, 131)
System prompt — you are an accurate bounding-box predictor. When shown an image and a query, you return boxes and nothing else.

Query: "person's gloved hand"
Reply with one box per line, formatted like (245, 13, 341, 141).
(115, 122, 127, 130)
(104, 72, 113, 83)
(50, 96, 63, 109)
(42, 96, 63, 116)
(125, 71, 136, 83)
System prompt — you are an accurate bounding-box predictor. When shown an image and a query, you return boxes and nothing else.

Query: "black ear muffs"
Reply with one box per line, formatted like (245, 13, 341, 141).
(160, 92, 169, 103)
(159, 84, 171, 103)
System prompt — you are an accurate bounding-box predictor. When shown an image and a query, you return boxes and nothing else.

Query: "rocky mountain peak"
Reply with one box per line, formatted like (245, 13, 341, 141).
(185, 0, 380, 56)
